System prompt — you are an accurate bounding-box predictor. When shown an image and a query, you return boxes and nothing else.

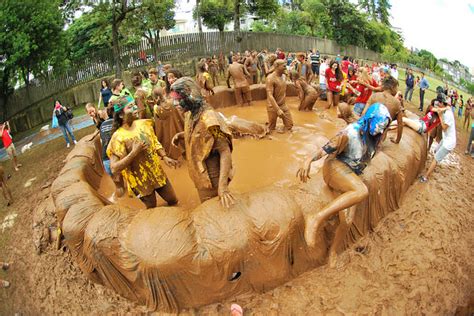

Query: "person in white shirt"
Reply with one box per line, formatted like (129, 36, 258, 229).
(390, 64, 399, 80)
(319, 57, 329, 91)
(420, 95, 456, 182)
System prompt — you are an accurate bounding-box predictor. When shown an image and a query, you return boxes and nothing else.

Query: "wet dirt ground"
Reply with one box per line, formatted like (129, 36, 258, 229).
(0, 97, 472, 315)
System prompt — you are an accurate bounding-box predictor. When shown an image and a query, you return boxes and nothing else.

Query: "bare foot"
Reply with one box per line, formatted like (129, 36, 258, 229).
(304, 213, 324, 248)
(328, 251, 338, 268)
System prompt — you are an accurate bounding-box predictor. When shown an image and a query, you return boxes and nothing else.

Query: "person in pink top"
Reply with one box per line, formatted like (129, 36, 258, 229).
(0, 121, 22, 171)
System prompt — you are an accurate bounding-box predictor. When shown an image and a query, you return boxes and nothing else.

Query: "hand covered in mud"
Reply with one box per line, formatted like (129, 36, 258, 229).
(171, 132, 184, 148)
(132, 140, 148, 154)
(163, 156, 180, 168)
(218, 188, 235, 208)
(296, 160, 312, 183)
(276, 108, 284, 117)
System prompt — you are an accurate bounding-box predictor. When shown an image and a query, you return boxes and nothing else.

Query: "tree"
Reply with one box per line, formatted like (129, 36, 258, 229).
(123, 0, 176, 59)
(0, 0, 65, 118)
(196, 0, 234, 33)
(301, 0, 327, 37)
(248, 0, 280, 20)
(358, 0, 391, 25)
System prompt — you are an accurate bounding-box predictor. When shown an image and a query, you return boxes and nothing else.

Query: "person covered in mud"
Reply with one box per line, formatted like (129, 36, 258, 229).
(165, 68, 184, 96)
(294, 52, 314, 83)
(227, 55, 252, 107)
(85, 103, 104, 129)
(107, 95, 179, 208)
(363, 76, 404, 144)
(266, 59, 294, 132)
(170, 77, 235, 208)
(297, 102, 392, 267)
(0, 166, 12, 206)
(289, 70, 320, 111)
(196, 60, 214, 99)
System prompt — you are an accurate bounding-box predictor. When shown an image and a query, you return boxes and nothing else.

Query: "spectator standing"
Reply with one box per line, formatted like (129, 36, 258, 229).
(390, 64, 399, 80)
(309, 49, 320, 79)
(54, 100, 77, 148)
(98, 80, 112, 109)
(0, 121, 22, 171)
(418, 72, 429, 111)
(404, 68, 415, 101)
(319, 57, 329, 93)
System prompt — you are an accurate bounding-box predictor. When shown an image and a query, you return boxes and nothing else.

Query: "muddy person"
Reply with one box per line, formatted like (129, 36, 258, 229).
(227, 55, 252, 106)
(131, 72, 152, 119)
(290, 70, 319, 111)
(0, 166, 13, 206)
(295, 52, 314, 83)
(266, 59, 294, 132)
(297, 102, 393, 267)
(107, 95, 179, 209)
(244, 51, 259, 85)
(362, 76, 404, 144)
(0, 262, 10, 288)
(0, 121, 22, 171)
(170, 77, 235, 208)
(196, 60, 214, 99)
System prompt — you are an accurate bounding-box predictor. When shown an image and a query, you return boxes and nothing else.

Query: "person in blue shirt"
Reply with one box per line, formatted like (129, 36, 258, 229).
(418, 72, 430, 111)
(98, 80, 112, 108)
(404, 68, 415, 101)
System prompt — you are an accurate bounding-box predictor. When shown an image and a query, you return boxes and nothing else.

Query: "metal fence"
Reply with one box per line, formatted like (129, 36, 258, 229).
(4, 31, 384, 118)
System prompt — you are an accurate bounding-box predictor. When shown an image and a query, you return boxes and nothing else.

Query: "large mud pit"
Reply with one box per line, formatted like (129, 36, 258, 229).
(51, 85, 427, 312)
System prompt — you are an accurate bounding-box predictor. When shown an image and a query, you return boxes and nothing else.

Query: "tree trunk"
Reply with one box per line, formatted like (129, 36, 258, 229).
(234, 0, 240, 32)
(112, 21, 122, 77)
(196, 0, 203, 33)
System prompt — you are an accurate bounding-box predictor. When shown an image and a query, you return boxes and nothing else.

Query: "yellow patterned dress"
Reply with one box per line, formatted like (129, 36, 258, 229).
(107, 119, 167, 198)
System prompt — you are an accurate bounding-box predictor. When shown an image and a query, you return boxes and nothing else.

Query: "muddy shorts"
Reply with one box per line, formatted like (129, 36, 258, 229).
(6, 144, 16, 159)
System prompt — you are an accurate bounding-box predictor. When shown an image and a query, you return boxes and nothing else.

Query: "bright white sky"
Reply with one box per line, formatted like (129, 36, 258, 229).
(390, 0, 474, 70)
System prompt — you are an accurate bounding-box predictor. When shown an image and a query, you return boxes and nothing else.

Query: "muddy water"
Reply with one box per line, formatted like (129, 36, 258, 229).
(99, 97, 342, 210)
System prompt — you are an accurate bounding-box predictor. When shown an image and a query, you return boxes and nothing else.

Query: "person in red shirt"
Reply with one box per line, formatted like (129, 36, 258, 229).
(0, 121, 21, 171)
(341, 56, 351, 74)
(352, 68, 380, 116)
(325, 60, 343, 108)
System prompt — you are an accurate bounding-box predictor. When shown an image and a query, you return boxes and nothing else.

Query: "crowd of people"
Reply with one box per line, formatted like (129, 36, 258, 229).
(0, 47, 472, 291)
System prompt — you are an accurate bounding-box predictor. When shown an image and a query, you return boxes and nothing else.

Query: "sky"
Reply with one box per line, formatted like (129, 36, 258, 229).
(389, 0, 474, 70)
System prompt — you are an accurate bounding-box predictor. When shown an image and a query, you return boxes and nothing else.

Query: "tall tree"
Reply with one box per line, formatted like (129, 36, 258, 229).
(376, 0, 391, 26)
(196, 0, 203, 33)
(301, 0, 327, 37)
(196, 0, 234, 33)
(234, 0, 242, 32)
(0, 0, 65, 118)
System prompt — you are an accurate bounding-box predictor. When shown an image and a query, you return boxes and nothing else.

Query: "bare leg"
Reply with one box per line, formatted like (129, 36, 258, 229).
(328, 205, 356, 268)
(156, 180, 178, 206)
(402, 117, 422, 132)
(326, 91, 333, 109)
(305, 159, 368, 247)
(424, 159, 437, 180)
(333, 93, 340, 108)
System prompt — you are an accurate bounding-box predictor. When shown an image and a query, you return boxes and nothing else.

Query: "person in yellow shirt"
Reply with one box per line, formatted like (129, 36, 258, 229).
(107, 95, 179, 208)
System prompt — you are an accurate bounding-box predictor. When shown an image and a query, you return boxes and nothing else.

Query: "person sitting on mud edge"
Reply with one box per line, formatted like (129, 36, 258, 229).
(289, 70, 319, 111)
(227, 55, 252, 106)
(266, 59, 294, 133)
(107, 95, 179, 209)
(363, 76, 404, 144)
(170, 77, 235, 208)
(297, 102, 392, 267)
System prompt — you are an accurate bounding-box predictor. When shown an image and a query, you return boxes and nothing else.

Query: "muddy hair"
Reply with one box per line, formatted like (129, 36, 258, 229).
(382, 76, 399, 91)
(170, 77, 206, 118)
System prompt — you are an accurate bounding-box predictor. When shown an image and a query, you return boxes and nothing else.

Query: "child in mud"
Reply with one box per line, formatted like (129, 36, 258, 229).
(290, 70, 320, 111)
(0, 166, 12, 206)
(107, 96, 180, 208)
(297, 103, 393, 267)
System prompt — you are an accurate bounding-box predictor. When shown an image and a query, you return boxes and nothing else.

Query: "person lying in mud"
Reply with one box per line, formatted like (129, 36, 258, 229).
(266, 59, 294, 132)
(289, 70, 320, 111)
(170, 77, 235, 208)
(362, 76, 404, 144)
(107, 96, 179, 209)
(227, 55, 252, 107)
(297, 102, 392, 267)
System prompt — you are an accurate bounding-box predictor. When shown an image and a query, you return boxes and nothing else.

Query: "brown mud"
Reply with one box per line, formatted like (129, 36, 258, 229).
(0, 96, 473, 315)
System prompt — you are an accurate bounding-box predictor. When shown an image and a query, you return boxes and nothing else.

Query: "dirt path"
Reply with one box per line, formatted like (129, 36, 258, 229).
(0, 104, 473, 315)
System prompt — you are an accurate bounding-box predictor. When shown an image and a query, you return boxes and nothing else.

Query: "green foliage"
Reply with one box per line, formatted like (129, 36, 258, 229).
(460, 79, 474, 95)
(250, 20, 275, 32)
(196, 0, 234, 32)
(358, 0, 391, 25)
(301, 0, 327, 37)
(275, 10, 311, 35)
(0, 0, 65, 88)
(247, 0, 280, 19)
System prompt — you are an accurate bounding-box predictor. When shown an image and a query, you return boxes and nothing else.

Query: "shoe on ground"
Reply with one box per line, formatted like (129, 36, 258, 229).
(1, 280, 10, 288)
(73, 140, 77, 145)
(1, 262, 9, 270)
(66, 143, 70, 148)
(419, 176, 428, 183)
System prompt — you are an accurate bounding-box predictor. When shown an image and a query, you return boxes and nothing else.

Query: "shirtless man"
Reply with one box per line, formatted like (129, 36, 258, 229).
(227, 56, 252, 106)
(266, 59, 294, 132)
(170, 77, 235, 208)
(244, 52, 258, 85)
(295, 52, 314, 83)
(290, 70, 319, 111)
(362, 76, 404, 144)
